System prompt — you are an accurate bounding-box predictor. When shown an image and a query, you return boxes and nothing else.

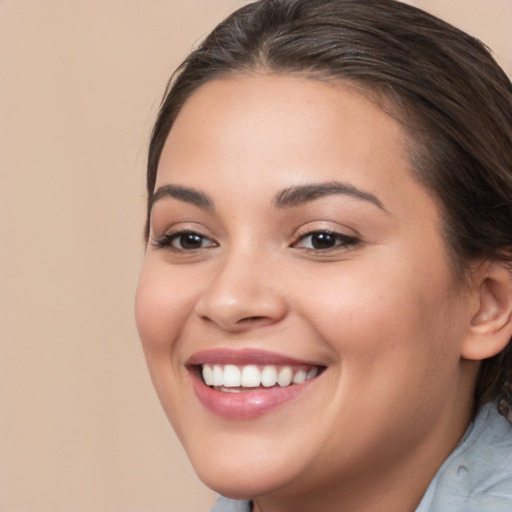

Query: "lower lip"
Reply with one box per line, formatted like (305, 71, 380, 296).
(191, 372, 318, 420)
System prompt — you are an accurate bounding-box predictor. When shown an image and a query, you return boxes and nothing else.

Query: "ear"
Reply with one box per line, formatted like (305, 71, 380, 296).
(462, 260, 512, 361)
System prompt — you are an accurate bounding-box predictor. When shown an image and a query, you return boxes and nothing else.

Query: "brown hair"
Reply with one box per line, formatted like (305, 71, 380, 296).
(145, 0, 512, 416)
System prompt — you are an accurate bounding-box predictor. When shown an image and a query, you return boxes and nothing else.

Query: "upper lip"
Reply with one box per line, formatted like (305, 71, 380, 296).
(186, 348, 323, 367)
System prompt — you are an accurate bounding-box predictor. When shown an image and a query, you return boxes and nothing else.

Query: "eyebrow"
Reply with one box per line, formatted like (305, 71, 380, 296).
(151, 184, 214, 210)
(150, 181, 387, 213)
(273, 181, 387, 211)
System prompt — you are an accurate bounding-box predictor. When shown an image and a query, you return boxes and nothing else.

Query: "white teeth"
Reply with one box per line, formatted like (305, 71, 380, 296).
(202, 364, 214, 386)
(201, 364, 320, 389)
(223, 365, 241, 387)
(213, 365, 224, 386)
(277, 367, 293, 386)
(292, 369, 307, 384)
(241, 365, 260, 387)
(306, 367, 318, 380)
(219, 387, 243, 393)
(261, 365, 277, 387)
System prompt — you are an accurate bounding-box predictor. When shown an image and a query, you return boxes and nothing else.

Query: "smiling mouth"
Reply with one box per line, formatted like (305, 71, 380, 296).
(199, 363, 323, 392)
(188, 351, 326, 418)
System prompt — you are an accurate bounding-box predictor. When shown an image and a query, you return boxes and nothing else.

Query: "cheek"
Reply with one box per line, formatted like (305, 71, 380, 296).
(134, 262, 199, 432)
(296, 261, 466, 436)
(298, 249, 463, 368)
(135, 261, 195, 356)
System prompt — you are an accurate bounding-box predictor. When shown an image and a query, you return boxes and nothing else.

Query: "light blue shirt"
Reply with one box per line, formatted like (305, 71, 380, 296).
(210, 403, 512, 511)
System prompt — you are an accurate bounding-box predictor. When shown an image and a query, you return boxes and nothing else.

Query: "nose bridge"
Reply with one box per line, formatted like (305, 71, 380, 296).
(196, 240, 286, 330)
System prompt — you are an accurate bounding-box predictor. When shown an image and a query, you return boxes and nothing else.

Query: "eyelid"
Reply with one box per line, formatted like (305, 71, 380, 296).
(151, 225, 218, 251)
(291, 226, 360, 253)
(149, 208, 219, 245)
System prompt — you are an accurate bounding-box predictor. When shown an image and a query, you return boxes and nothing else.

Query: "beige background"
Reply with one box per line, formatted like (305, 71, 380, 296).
(0, 1, 510, 511)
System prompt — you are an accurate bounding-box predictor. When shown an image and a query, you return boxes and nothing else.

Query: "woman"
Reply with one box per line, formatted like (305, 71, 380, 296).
(135, 0, 512, 510)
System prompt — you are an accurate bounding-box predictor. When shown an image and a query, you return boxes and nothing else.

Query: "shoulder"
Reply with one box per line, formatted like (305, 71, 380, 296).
(417, 403, 512, 512)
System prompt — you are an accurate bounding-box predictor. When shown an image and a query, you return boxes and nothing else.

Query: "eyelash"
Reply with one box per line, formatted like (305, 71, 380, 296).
(151, 231, 217, 251)
(152, 229, 359, 253)
(293, 229, 359, 252)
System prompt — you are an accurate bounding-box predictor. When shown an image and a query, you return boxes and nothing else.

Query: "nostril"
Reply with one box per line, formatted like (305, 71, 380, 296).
(199, 315, 266, 323)
(238, 316, 268, 324)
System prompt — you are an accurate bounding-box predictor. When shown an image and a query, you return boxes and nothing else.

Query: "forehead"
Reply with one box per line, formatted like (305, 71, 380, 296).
(157, 74, 430, 217)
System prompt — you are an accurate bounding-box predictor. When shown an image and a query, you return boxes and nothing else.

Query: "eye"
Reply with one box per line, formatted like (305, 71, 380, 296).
(294, 230, 359, 251)
(152, 231, 217, 251)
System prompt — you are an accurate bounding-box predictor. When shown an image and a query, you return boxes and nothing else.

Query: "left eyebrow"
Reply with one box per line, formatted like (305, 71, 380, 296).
(150, 184, 214, 211)
(272, 181, 388, 212)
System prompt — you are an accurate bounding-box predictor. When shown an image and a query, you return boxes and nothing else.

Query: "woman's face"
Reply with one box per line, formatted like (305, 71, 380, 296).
(136, 75, 477, 506)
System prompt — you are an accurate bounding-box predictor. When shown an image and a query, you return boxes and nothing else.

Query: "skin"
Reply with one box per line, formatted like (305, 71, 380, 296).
(135, 75, 484, 512)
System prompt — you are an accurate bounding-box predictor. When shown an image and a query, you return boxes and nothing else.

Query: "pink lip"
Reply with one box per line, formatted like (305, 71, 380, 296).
(186, 348, 318, 366)
(187, 349, 323, 420)
(191, 373, 317, 419)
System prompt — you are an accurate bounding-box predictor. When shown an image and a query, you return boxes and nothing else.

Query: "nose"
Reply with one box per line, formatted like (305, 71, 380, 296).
(195, 250, 288, 332)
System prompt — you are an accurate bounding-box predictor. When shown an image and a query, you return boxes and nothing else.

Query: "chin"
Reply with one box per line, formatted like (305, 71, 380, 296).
(187, 445, 303, 501)
(196, 467, 279, 500)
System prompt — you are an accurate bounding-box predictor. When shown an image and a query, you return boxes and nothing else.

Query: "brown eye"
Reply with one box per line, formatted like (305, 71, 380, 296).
(173, 233, 207, 250)
(310, 232, 337, 249)
(294, 230, 359, 251)
(152, 231, 217, 250)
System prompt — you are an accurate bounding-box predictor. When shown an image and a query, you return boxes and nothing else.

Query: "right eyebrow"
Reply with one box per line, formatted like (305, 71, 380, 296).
(150, 184, 214, 211)
(272, 181, 388, 212)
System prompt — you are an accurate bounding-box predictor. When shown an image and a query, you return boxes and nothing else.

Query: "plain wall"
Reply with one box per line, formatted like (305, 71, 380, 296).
(0, 1, 510, 511)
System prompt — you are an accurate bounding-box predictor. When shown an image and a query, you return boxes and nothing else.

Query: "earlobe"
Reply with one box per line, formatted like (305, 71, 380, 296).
(462, 260, 512, 361)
